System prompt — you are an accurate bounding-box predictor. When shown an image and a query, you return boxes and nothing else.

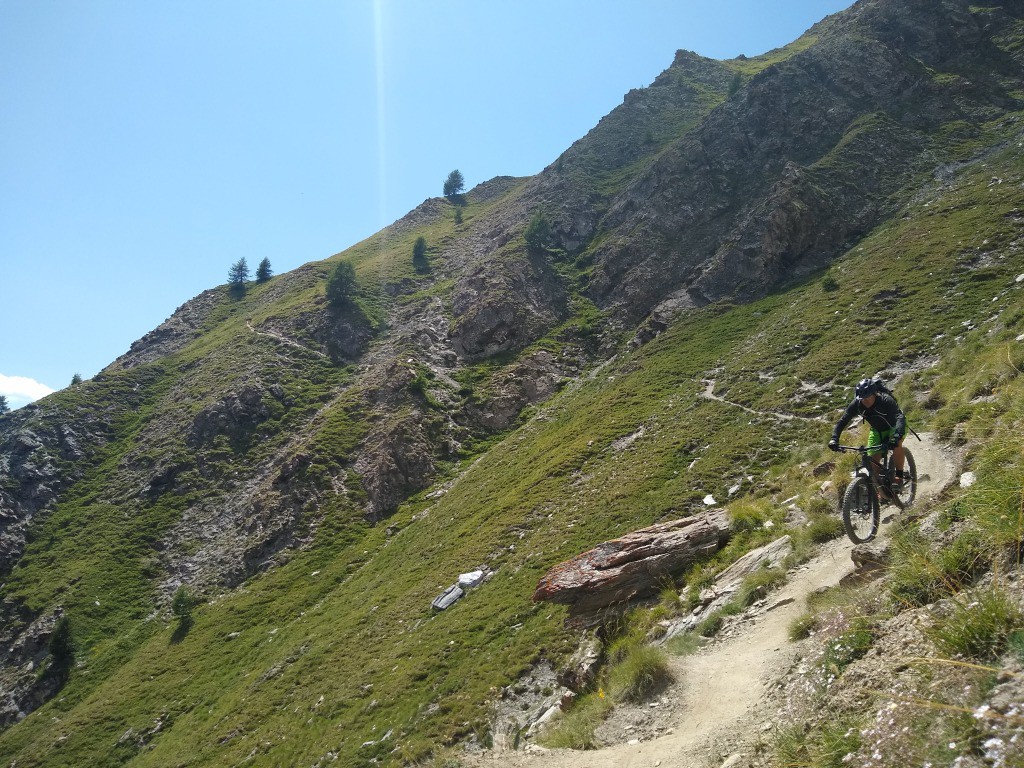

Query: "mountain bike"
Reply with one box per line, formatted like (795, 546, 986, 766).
(833, 444, 917, 543)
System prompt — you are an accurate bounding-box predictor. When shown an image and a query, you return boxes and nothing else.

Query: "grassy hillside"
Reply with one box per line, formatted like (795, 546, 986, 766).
(3, 107, 1024, 767)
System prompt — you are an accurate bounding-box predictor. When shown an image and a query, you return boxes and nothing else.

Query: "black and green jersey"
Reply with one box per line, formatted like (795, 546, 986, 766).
(832, 392, 905, 442)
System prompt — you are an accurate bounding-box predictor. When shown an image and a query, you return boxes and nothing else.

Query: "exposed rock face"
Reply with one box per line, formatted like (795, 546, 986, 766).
(355, 413, 440, 520)
(188, 383, 281, 446)
(533, 511, 732, 620)
(467, 350, 566, 432)
(450, 252, 569, 361)
(580, 0, 1024, 325)
(0, 408, 109, 575)
(105, 290, 222, 372)
(0, 608, 66, 728)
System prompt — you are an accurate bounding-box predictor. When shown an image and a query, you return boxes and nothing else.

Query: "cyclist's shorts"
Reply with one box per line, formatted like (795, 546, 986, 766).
(867, 427, 897, 456)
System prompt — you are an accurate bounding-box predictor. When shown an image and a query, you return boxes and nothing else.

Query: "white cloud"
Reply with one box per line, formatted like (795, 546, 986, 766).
(0, 374, 56, 409)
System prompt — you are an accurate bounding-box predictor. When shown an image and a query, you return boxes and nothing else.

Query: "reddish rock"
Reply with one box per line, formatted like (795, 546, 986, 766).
(534, 510, 731, 618)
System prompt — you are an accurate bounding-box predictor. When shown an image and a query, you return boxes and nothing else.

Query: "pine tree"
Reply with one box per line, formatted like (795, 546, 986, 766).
(326, 261, 357, 308)
(70, 373, 83, 386)
(48, 615, 75, 678)
(172, 586, 196, 627)
(524, 209, 554, 254)
(443, 169, 465, 199)
(228, 257, 250, 284)
(413, 236, 429, 272)
(255, 258, 273, 283)
(0, 394, 8, 414)
(228, 257, 250, 297)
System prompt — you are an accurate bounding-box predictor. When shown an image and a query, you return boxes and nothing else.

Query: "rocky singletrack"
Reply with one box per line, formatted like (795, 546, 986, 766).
(466, 433, 956, 768)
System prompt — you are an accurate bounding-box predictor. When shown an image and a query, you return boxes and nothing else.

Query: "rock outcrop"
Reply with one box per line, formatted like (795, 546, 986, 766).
(534, 511, 731, 620)
(661, 535, 794, 640)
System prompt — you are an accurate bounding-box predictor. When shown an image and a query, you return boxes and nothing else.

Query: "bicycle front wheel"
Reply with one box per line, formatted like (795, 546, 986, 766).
(842, 476, 879, 543)
(893, 448, 917, 510)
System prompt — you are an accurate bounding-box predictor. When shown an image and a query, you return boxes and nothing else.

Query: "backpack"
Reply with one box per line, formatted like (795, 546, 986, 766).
(872, 378, 895, 398)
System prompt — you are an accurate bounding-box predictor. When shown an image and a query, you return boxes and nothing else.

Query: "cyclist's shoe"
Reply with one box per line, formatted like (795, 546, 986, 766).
(891, 470, 907, 489)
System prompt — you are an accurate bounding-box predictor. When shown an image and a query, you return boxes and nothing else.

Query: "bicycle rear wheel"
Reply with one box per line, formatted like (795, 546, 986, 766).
(893, 448, 917, 509)
(842, 476, 879, 543)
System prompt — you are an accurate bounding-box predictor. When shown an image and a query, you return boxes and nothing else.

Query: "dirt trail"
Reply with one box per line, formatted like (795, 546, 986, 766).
(466, 434, 955, 768)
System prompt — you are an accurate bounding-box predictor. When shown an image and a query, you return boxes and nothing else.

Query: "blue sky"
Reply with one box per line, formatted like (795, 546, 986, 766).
(0, 0, 852, 409)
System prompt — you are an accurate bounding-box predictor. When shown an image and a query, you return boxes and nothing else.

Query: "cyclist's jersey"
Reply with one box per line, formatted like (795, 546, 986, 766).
(831, 392, 905, 442)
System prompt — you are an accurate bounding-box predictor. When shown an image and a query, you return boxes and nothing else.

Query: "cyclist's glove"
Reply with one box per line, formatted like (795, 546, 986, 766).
(828, 438, 839, 452)
(887, 438, 899, 450)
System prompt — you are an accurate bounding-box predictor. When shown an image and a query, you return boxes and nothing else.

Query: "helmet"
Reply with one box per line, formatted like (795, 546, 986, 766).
(855, 378, 877, 399)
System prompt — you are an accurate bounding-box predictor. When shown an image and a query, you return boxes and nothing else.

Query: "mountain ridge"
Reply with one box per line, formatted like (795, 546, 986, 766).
(3, 1, 1024, 764)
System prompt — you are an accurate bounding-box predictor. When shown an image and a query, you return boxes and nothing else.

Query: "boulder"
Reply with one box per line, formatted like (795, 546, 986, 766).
(431, 585, 464, 612)
(558, 631, 603, 691)
(533, 510, 731, 619)
(841, 539, 892, 586)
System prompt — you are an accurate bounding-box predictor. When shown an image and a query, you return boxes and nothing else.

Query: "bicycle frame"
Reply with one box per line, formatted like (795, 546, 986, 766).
(836, 444, 898, 498)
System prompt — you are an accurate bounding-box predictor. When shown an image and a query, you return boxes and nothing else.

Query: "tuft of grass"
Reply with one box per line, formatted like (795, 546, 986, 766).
(1009, 630, 1024, 663)
(789, 611, 819, 640)
(775, 720, 866, 768)
(607, 645, 672, 703)
(665, 632, 703, 656)
(772, 724, 812, 767)
(538, 692, 613, 750)
(962, 439, 1024, 557)
(697, 610, 726, 638)
(728, 497, 780, 533)
(927, 586, 1024, 660)
(822, 617, 875, 677)
(806, 513, 845, 543)
(888, 529, 983, 608)
(736, 565, 787, 607)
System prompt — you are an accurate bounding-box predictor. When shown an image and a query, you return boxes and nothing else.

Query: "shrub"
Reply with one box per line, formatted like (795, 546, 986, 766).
(524, 209, 554, 254)
(822, 275, 840, 292)
(728, 71, 743, 96)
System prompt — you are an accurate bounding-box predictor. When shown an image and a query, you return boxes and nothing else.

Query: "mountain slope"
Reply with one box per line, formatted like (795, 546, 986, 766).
(3, 1, 1024, 766)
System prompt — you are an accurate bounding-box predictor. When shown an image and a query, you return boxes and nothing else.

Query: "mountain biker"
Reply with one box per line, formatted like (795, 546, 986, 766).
(828, 378, 907, 487)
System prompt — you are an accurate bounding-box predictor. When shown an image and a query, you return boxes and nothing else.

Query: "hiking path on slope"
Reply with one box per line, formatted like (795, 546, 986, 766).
(465, 433, 956, 768)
